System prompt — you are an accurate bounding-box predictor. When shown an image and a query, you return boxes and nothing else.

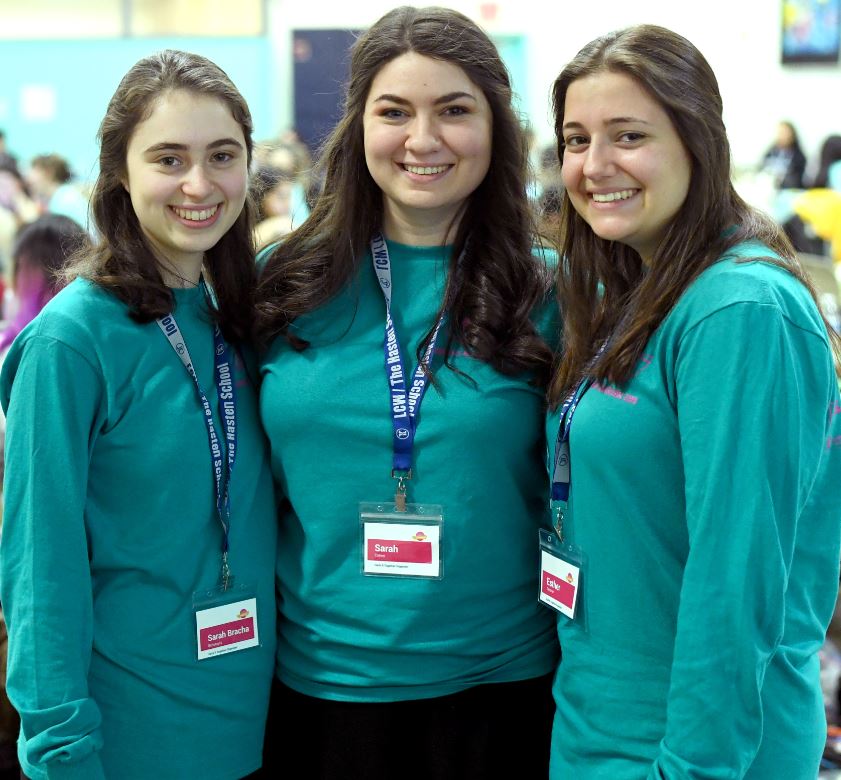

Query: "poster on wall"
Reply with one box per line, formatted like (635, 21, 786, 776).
(782, 0, 841, 63)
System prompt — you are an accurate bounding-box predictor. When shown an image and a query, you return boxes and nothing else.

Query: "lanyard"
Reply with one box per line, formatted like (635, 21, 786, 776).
(550, 376, 592, 503)
(370, 233, 447, 509)
(157, 290, 238, 588)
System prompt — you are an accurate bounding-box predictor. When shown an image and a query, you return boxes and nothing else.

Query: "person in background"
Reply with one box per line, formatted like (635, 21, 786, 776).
(252, 165, 295, 249)
(0, 214, 85, 357)
(544, 24, 841, 780)
(760, 120, 807, 190)
(25, 153, 91, 233)
(255, 6, 558, 778)
(0, 49, 276, 779)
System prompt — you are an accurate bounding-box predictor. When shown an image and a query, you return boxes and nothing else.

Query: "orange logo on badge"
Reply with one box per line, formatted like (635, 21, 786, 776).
(237, 609, 249, 619)
(413, 531, 428, 541)
(566, 573, 574, 583)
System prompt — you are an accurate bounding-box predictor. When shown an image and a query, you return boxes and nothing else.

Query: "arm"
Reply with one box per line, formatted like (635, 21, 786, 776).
(648, 301, 831, 779)
(1, 335, 107, 780)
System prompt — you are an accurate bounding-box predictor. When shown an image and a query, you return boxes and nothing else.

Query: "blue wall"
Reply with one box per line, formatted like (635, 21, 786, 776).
(0, 37, 275, 185)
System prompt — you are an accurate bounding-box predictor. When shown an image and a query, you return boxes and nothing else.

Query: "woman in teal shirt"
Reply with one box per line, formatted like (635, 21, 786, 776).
(545, 24, 841, 779)
(1, 51, 276, 779)
(256, 6, 557, 778)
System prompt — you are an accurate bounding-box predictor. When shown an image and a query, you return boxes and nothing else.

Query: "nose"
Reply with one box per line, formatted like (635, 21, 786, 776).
(581, 139, 615, 180)
(181, 164, 214, 200)
(404, 115, 441, 156)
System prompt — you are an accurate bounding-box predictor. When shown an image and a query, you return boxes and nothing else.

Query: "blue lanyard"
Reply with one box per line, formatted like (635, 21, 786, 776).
(370, 233, 446, 479)
(157, 288, 238, 587)
(550, 376, 592, 502)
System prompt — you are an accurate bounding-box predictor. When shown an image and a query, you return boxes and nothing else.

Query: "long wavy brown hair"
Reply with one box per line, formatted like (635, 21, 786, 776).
(254, 6, 552, 383)
(549, 24, 840, 407)
(67, 49, 257, 344)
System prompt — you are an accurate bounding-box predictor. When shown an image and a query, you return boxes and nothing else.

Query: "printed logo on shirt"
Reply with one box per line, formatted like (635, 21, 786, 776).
(632, 353, 653, 378)
(593, 382, 639, 405)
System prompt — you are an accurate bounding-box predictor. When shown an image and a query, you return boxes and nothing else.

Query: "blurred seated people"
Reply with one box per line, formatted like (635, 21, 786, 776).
(538, 185, 563, 240)
(785, 135, 841, 257)
(260, 131, 313, 225)
(760, 120, 806, 190)
(0, 214, 85, 362)
(253, 166, 295, 250)
(25, 154, 91, 233)
(812, 134, 841, 190)
(0, 131, 17, 174)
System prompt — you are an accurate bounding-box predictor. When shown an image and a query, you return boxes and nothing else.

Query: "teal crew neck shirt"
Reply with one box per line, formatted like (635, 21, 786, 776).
(546, 244, 841, 779)
(260, 239, 559, 701)
(0, 279, 278, 780)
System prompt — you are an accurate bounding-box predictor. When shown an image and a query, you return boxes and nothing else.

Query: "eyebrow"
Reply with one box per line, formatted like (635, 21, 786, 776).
(372, 91, 477, 105)
(562, 117, 653, 130)
(143, 138, 244, 154)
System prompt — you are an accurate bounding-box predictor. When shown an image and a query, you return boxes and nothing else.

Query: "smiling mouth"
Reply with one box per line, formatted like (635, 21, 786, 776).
(401, 164, 451, 175)
(171, 205, 220, 221)
(591, 189, 638, 203)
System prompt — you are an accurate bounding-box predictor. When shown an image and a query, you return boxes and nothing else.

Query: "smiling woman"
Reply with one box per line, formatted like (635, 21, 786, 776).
(255, 6, 557, 780)
(544, 24, 841, 780)
(0, 51, 276, 779)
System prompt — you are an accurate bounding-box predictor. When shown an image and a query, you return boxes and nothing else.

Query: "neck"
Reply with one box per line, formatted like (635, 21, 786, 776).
(382, 205, 461, 246)
(158, 258, 203, 289)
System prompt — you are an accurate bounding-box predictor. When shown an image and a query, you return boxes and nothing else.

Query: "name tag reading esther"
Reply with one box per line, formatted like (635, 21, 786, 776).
(539, 549, 580, 619)
(195, 597, 259, 660)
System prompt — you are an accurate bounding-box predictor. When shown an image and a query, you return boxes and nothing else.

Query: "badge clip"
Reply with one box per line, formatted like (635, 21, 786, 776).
(392, 468, 412, 513)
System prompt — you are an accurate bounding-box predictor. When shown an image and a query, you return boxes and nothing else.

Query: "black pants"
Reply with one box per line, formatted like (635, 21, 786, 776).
(261, 674, 555, 779)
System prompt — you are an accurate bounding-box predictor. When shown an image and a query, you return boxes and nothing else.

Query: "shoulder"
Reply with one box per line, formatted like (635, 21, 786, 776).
(672, 242, 825, 338)
(7, 278, 130, 372)
(32, 278, 126, 340)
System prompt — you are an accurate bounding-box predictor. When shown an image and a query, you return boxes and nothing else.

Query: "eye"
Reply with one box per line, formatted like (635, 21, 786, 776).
(443, 105, 470, 117)
(211, 150, 236, 164)
(563, 135, 588, 149)
(379, 107, 407, 120)
(618, 131, 645, 144)
(157, 155, 181, 168)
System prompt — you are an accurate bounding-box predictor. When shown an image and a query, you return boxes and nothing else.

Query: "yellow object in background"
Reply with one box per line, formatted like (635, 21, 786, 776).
(794, 189, 841, 263)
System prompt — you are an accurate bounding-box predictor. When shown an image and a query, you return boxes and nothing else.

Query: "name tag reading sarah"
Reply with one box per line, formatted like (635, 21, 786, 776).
(360, 502, 443, 579)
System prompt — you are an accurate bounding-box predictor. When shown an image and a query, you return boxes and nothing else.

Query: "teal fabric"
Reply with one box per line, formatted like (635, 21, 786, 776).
(260, 239, 559, 701)
(0, 279, 277, 779)
(546, 245, 841, 779)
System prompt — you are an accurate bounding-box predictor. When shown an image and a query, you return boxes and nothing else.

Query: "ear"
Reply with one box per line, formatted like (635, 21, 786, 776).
(122, 177, 130, 194)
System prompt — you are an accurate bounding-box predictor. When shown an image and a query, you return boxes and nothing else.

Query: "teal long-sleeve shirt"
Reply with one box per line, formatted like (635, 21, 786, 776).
(0, 279, 278, 779)
(260, 239, 559, 701)
(546, 245, 841, 779)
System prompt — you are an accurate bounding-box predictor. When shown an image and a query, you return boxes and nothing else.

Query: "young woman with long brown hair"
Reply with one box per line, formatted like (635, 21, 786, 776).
(0, 51, 276, 779)
(542, 24, 841, 779)
(256, 6, 557, 777)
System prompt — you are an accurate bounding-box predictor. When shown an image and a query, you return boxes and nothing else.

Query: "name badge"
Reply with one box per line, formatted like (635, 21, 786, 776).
(360, 502, 443, 579)
(538, 529, 582, 619)
(193, 584, 260, 660)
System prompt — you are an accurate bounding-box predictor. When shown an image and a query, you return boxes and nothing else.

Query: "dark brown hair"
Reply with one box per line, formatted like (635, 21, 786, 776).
(68, 49, 257, 344)
(549, 24, 837, 405)
(255, 6, 552, 382)
(30, 154, 73, 185)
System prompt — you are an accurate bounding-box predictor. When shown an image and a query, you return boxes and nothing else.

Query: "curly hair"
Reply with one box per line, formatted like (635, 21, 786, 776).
(255, 6, 552, 383)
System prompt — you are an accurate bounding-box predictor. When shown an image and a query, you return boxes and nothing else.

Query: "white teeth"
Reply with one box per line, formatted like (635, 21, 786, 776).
(403, 164, 449, 175)
(592, 190, 636, 203)
(173, 205, 218, 221)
